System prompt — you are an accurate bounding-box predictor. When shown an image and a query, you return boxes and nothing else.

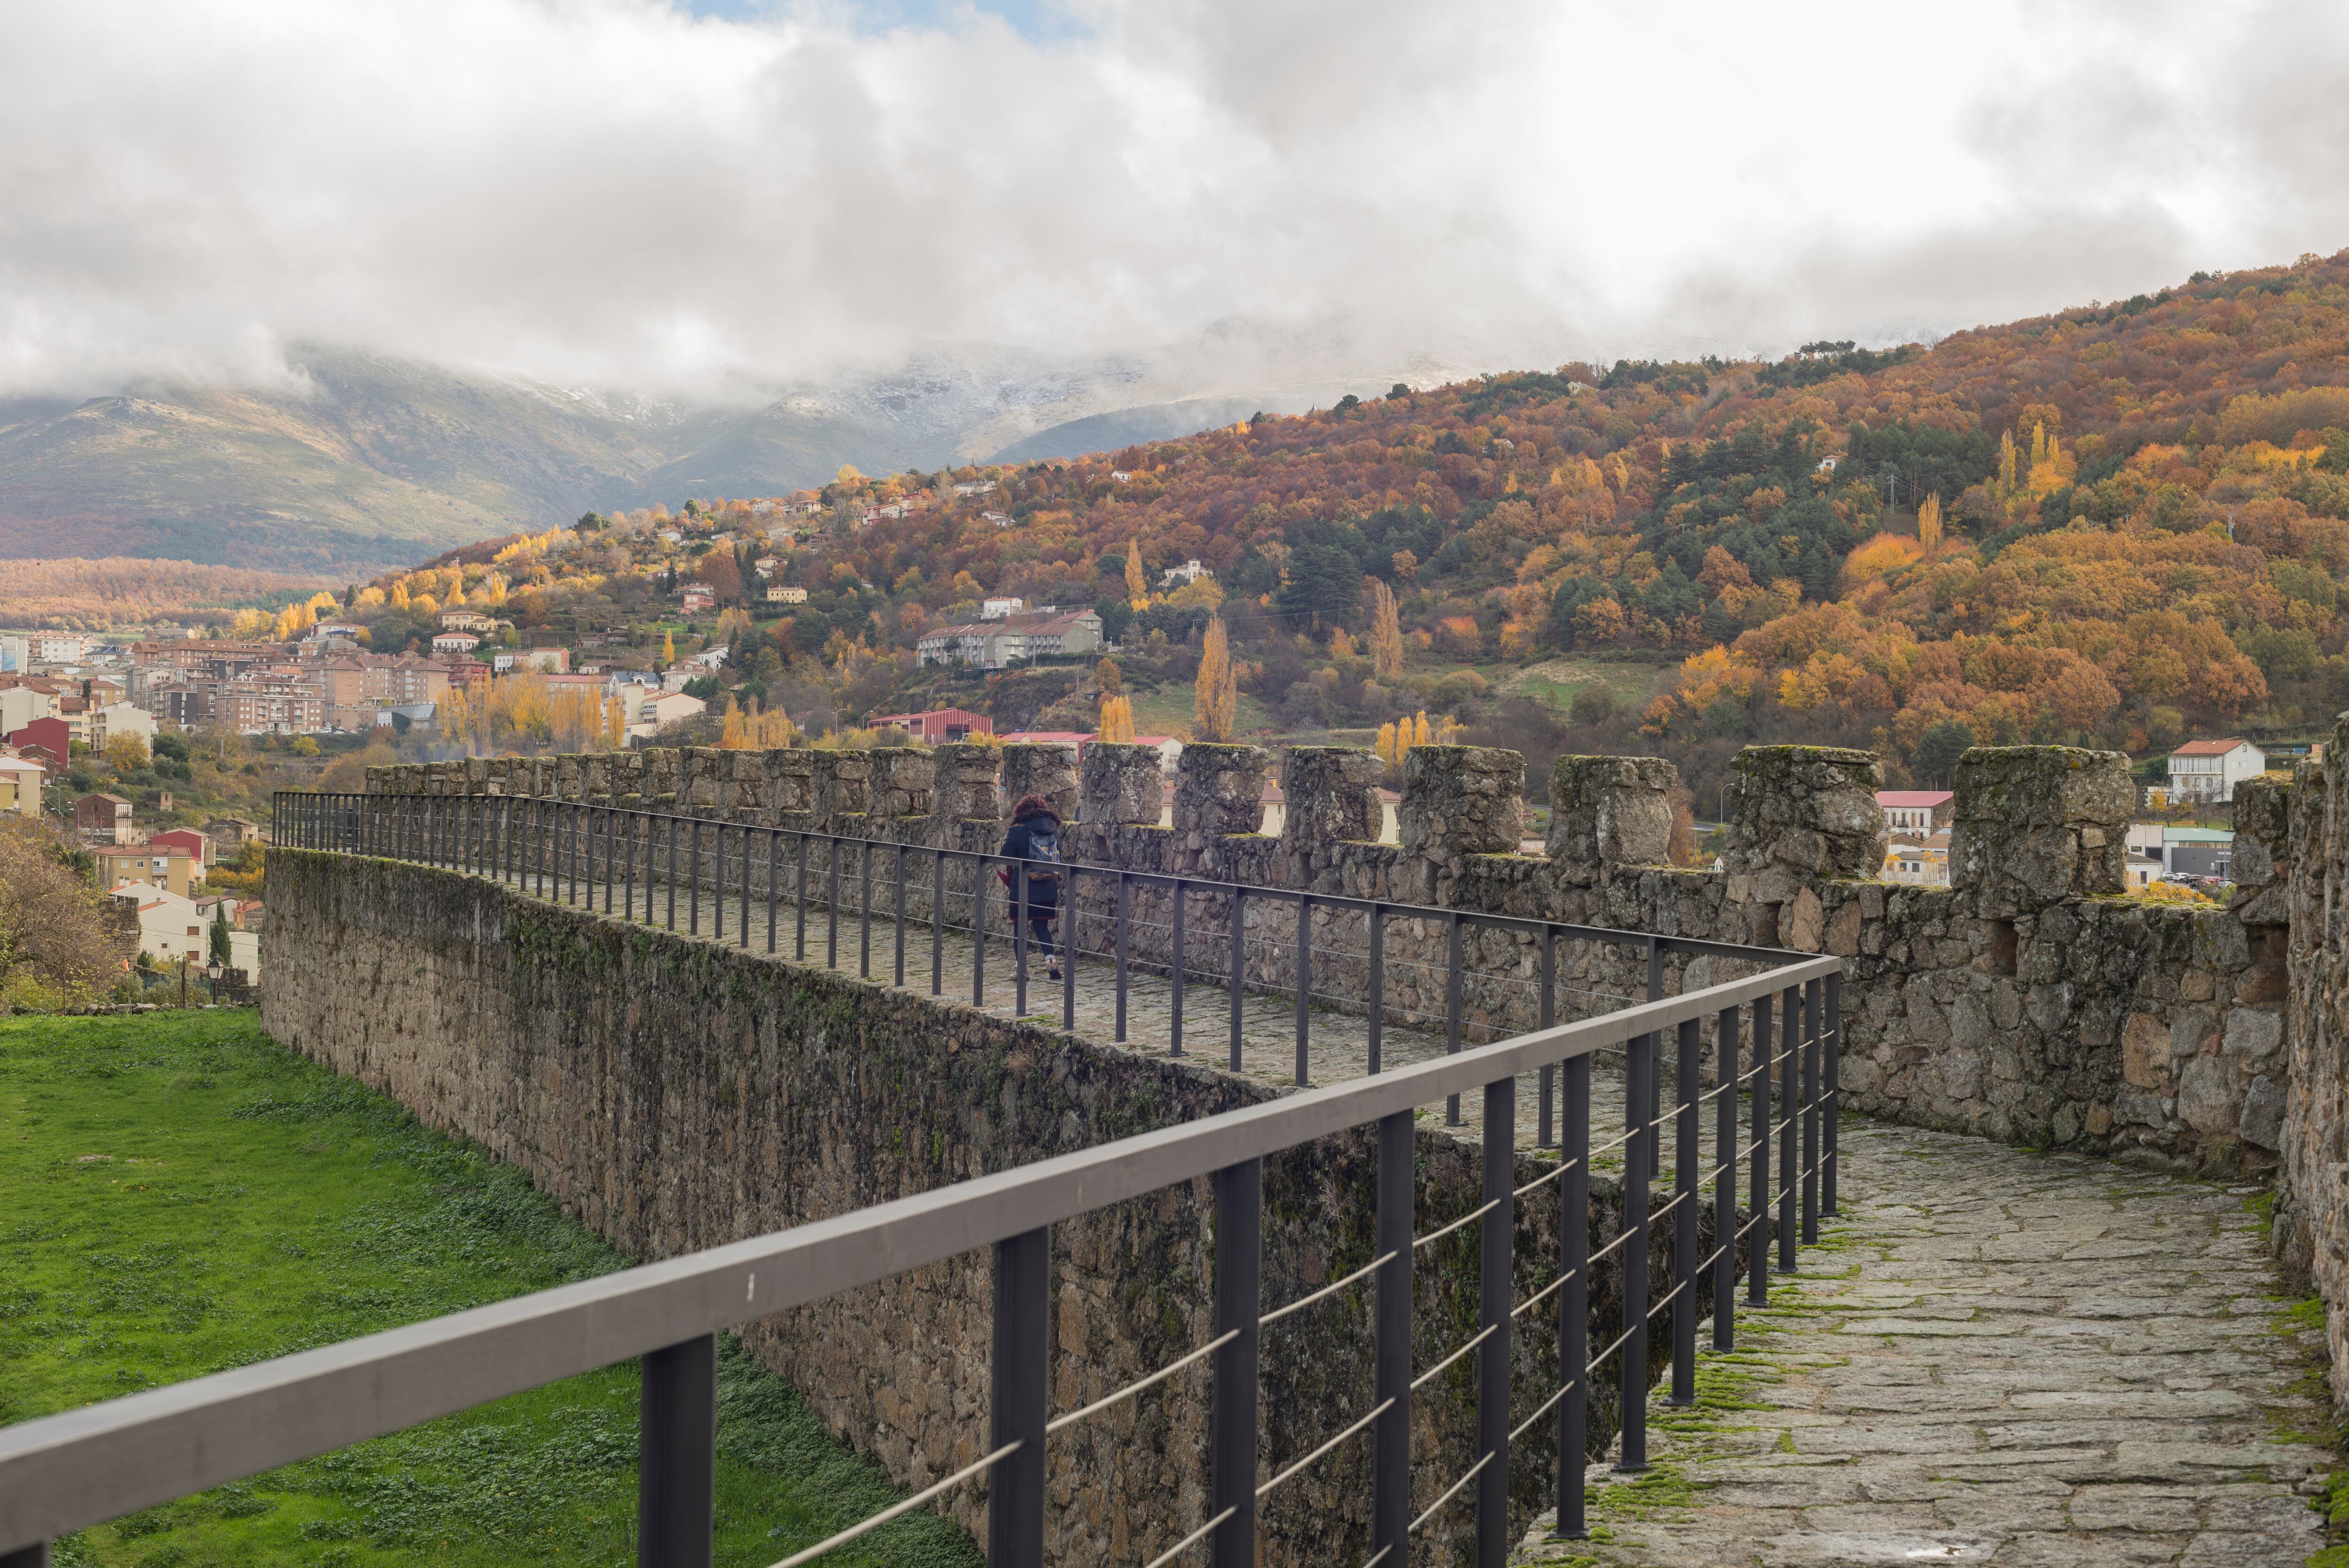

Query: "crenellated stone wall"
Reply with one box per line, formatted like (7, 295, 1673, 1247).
(368, 739, 2290, 1178)
(258, 848, 1685, 1568)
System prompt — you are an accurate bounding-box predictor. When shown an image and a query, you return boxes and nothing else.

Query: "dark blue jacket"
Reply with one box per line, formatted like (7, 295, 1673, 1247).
(998, 815, 1063, 911)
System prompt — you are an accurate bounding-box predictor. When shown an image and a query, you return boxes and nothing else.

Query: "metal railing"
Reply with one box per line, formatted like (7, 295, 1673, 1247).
(0, 791, 1846, 1568)
(268, 789, 1841, 1151)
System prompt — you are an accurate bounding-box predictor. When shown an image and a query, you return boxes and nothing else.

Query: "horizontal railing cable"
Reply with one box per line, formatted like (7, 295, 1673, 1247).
(768, 1438, 1020, 1568)
(1260, 1253, 1397, 1328)
(1255, 1397, 1394, 1500)
(1045, 1330, 1240, 1436)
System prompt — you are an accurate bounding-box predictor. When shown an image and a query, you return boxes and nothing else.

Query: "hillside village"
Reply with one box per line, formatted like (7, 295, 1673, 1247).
(12, 253, 2349, 1007)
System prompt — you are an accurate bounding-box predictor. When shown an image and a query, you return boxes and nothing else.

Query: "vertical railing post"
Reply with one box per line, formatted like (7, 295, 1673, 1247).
(826, 838, 840, 968)
(894, 843, 908, 987)
(1477, 1071, 1515, 1568)
(1445, 912, 1464, 1126)
(972, 853, 987, 1007)
(1645, 937, 1664, 1177)
(1670, 1016, 1699, 1407)
(1210, 1158, 1262, 1568)
(1227, 886, 1245, 1071)
(1372, 1109, 1414, 1566)
(1537, 926, 1556, 1148)
(1778, 985, 1799, 1273)
(1367, 905, 1384, 1074)
(1714, 1002, 1739, 1351)
(1618, 1030, 1650, 1474)
(795, 835, 809, 960)
(1556, 1052, 1590, 1542)
(1014, 861, 1029, 1016)
(1113, 872, 1130, 1043)
(713, 823, 724, 941)
(688, 819, 702, 935)
(664, 815, 677, 930)
(930, 849, 944, 994)
(739, 824, 752, 947)
(1170, 880, 1186, 1057)
(1802, 976, 1821, 1245)
(1292, 894, 1312, 1087)
(988, 1226, 1050, 1568)
(1061, 866, 1077, 1029)
(1823, 969, 1841, 1217)
(859, 841, 872, 978)
(767, 831, 778, 953)
(637, 1333, 716, 1568)
(1749, 995, 1772, 1306)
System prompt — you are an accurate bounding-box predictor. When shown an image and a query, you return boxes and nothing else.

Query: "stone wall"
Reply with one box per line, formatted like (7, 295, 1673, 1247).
(261, 848, 1686, 1568)
(369, 739, 2291, 1177)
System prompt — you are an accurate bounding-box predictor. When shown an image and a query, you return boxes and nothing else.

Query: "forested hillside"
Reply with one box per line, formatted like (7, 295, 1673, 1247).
(255, 249, 2349, 804)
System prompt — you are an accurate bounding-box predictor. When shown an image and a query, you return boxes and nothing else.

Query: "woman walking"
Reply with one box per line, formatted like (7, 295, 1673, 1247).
(998, 793, 1065, 980)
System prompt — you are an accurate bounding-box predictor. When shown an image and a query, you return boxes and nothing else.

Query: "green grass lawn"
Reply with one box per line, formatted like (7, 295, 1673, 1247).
(0, 1011, 978, 1568)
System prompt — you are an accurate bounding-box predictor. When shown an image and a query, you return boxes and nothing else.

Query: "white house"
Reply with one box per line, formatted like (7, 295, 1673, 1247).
(982, 597, 1027, 620)
(624, 688, 708, 737)
(982, 511, 1013, 528)
(1160, 558, 1211, 590)
(1875, 790, 1952, 835)
(431, 631, 481, 655)
(954, 479, 997, 497)
(765, 585, 808, 605)
(2167, 738, 2265, 803)
(111, 883, 205, 964)
(93, 701, 156, 749)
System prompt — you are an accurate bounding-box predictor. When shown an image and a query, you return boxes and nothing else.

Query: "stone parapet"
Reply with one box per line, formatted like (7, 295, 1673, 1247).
(1722, 745, 1884, 904)
(1948, 745, 2132, 917)
(1278, 746, 1383, 848)
(866, 746, 934, 822)
(1080, 743, 1166, 827)
(2230, 774, 2291, 928)
(1001, 742, 1081, 822)
(1172, 743, 1268, 839)
(1547, 755, 1675, 882)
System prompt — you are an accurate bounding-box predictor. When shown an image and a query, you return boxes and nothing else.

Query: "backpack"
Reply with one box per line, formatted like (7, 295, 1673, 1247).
(998, 817, 1062, 905)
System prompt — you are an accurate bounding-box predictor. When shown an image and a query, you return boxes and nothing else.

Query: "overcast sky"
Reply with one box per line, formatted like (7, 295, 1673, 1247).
(3, 0, 2344, 400)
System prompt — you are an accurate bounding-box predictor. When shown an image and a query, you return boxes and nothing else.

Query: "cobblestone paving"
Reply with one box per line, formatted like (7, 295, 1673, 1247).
(1512, 1119, 2334, 1568)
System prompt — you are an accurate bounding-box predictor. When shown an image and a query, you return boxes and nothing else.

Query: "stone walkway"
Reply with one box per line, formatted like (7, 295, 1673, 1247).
(1511, 1118, 2333, 1568)
(449, 854, 2339, 1564)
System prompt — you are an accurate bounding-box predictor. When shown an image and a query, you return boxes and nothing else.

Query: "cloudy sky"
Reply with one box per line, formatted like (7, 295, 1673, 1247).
(3, 0, 2344, 399)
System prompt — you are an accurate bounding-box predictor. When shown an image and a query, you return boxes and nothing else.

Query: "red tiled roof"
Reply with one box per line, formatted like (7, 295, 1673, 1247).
(1875, 791, 1952, 808)
(2170, 738, 2251, 757)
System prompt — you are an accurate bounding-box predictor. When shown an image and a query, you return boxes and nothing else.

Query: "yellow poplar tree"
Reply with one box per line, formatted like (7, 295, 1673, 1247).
(720, 695, 747, 748)
(1917, 493, 1942, 551)
(1374, 721, 1400, 767)
(1194, 614, 1237, 741)
(661, 631, 676, 667)
(1367, 578, 1405, 680)
(1330, 627, 1357, 659)
(1099, 694, 1136, 742)
(1124, 544, 1149, 609)
(1413, 711, 1432, 748)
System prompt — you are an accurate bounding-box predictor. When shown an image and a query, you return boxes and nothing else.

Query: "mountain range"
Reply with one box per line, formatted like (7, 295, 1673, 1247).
(0, 326, 1447, 576)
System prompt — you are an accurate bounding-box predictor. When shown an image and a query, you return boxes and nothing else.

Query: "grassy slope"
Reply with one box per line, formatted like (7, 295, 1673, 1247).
(0, 1011, 978, 1568)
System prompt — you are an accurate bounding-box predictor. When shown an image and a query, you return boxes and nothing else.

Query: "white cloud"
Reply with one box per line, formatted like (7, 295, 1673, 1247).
(0, 0, 2342, 398)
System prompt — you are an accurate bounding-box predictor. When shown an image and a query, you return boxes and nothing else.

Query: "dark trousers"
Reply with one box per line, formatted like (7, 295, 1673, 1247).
(1023, 914, 1057, 964)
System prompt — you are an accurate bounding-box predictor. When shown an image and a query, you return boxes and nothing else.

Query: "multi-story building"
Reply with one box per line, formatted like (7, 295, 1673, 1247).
(96, 842, 196, 897)
(2166, 738, 2266, 803)
(917, 621, 1028, 669)
(0, 748, 43, 815)
(220, 672, 327, 735)
(1019, 609, 1104, 659)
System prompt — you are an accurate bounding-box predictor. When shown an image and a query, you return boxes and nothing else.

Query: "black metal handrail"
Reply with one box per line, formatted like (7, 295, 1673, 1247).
(0, 791, 1846, 1568)
(269, 788, 1837, 1150)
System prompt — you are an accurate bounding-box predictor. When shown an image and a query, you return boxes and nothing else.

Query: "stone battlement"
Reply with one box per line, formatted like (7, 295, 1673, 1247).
(366, 738, 2287, 1179)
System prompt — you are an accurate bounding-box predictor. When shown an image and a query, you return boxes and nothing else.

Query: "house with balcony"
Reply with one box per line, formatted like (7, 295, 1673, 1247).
(2166, 738, 2265, 803)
